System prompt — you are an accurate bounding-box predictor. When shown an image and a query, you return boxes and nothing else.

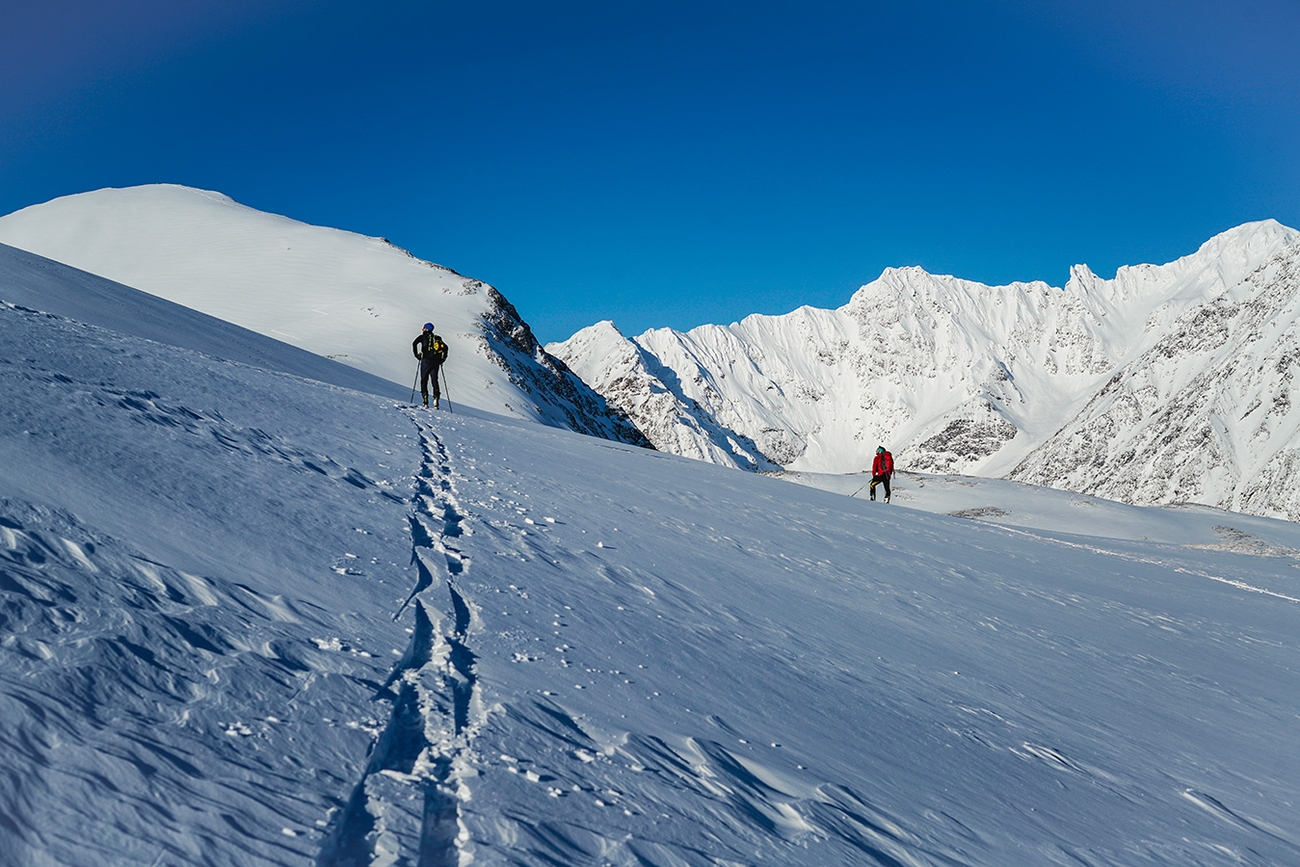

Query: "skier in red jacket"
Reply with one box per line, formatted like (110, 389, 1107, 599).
(869, 446, 894, 502)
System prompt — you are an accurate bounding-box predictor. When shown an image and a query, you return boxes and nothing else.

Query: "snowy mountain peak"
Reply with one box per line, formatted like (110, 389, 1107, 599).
(1067, 261, 1101, 289)
(1189, 217, 1297, 262)
(551, 220, 1300, 520)
(0, 184, 648, 445)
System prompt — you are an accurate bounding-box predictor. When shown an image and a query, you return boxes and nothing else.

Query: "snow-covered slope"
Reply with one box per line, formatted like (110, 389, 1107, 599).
(550, 221, 1300, 517)
(0, 184, 647, 446)
(0, 242, 406, 400)
(2, 220, 1299, 866)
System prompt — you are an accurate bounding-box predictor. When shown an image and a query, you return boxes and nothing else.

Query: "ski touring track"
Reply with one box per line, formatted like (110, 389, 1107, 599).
(988, 523, 1300, 604)
(319, 409, 482, 867)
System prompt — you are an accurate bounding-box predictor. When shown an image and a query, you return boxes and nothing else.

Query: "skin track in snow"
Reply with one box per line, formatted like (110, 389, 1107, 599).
(2, 275, 1299, 865)
(318, 417, 481, 867)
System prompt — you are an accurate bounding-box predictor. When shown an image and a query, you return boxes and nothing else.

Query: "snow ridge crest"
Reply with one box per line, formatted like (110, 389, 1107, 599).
(0, 184, 647, 446)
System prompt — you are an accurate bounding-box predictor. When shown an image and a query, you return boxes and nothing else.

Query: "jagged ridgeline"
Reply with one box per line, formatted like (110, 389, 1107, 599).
(549, 221, 1300, 520)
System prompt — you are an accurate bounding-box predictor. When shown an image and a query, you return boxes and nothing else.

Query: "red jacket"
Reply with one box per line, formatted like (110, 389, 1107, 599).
(873, 450, 894, 477)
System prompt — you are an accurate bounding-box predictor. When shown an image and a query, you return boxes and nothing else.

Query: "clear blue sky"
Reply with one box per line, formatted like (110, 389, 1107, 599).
(3, 1, 1298, 343)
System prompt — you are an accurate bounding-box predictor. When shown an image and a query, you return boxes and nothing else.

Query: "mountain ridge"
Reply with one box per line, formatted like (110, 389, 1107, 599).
(550, 219, 1300, 518)
(0, 184, 649, 447)
(7, 185, 1299, 519)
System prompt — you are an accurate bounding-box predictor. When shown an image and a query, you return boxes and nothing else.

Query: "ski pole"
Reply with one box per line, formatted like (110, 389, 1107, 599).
(410, 362, 420, 405)
(849, 481, 868, 498)
(440, 366, 454, 413)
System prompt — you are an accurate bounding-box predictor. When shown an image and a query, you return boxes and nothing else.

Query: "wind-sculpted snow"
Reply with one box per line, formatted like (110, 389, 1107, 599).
(400, 413, 1300, 866)
(3, 242, 1300, 865)
(0, 498, 391, 866)
(0, 304, 425, 864)
(551, 220, 1300, 519)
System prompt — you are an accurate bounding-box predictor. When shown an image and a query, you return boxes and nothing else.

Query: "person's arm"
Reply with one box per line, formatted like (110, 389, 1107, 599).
(412, 334, 423, 359)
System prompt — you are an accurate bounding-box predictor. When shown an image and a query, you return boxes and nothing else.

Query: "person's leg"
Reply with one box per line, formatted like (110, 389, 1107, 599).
(869, 478, 878, 500)
(420, 364, 433, 406)
(883, 475, 891, 502)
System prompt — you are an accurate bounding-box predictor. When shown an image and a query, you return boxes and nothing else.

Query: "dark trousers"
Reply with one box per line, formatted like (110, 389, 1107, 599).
(420, 362, 442, 401)
(869, 474, 891, 500)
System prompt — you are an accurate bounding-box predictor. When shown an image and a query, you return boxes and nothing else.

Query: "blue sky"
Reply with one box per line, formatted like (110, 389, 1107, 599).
(3, 1, 1298, 343)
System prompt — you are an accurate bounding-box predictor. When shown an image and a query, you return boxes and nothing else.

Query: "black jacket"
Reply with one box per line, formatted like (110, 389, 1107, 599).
(413, 332, 449, 367)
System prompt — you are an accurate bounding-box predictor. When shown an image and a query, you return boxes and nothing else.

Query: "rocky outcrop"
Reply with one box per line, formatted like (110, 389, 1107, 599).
(477, 291, 651, 448)
(1011, 241, 1300, 520)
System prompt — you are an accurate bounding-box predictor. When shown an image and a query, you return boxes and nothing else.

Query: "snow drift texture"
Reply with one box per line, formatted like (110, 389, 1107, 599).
(550, 221, 1300, 519)
(0, 184, 647, 448)
(2, 223, 1300, 865)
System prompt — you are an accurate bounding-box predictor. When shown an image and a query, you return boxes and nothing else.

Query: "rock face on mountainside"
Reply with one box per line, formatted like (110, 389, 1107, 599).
(475, 286, 650, 447)
(550, 220, 1300, 520)
(1010, 240, 1300, 518)
(0, 185, 649, 447)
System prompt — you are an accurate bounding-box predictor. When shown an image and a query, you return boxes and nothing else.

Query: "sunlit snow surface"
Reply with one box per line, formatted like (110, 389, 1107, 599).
(0, 186, 640, 444)
(2, 257, 1299, 865)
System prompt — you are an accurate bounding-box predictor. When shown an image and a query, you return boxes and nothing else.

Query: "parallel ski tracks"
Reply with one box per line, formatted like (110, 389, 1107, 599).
(319, 411, 481, 867)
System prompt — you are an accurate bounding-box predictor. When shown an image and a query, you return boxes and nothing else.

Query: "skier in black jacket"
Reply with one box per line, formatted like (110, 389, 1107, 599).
(412, 323, 449, 408)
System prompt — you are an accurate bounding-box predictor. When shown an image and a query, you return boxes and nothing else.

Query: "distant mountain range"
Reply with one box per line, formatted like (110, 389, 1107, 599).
(548, 220, 1300, 520)
(5, 186, 1300, 520)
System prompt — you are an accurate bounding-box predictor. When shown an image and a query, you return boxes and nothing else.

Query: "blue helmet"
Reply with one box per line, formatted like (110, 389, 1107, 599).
(423, 322, 434, 331)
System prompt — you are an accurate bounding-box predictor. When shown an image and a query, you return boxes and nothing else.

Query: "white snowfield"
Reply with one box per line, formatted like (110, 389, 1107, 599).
(0, 184, 644, 446)
(551, 221, 1300, 520)
(2, 243, 1299, 865)
(0, 242, 406, 402)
